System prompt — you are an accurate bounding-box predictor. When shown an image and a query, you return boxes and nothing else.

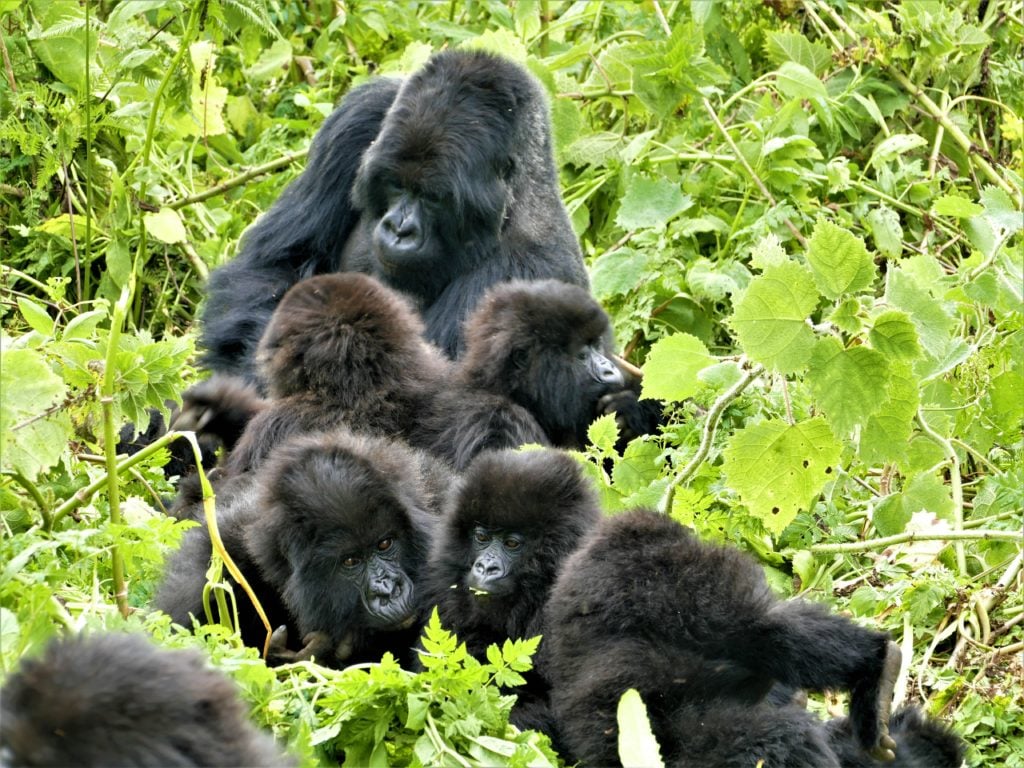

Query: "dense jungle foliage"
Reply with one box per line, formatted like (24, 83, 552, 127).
(1, 1, 1021, 765)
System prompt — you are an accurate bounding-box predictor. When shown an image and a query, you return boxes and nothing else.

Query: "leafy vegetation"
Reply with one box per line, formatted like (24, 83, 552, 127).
(1, 1, 1021, 765)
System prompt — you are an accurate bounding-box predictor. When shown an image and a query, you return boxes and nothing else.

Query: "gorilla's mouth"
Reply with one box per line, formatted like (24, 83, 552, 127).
(364, 580, 416, 629)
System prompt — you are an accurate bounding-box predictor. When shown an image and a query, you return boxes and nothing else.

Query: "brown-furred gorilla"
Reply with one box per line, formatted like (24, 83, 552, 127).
(0, 633, 291, 767)
(156, 429, 451, 668)
(200, 50, 587, 378)
(419, 448, 601, 732)
(413, 279, 660, 470)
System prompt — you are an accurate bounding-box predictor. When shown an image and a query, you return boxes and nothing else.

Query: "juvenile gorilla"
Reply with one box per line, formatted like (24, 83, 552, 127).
(414, 279, 660, 470)
(156, 430, 449, 667)
(421, 449, 601, 730)
(202, 49, 586, 378)
(222, 272, 451, 475)
(544, 510, 905, 767)
(0, 633, 289, 767)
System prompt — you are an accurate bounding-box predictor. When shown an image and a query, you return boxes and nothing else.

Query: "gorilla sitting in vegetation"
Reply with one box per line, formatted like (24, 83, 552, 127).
(201, 50, 586, 378)
(413, 279, 661, 469)
(0, 633, 290, 767)
(420, 448, 601, 731)
(156, 429, 450, 668)
(542, 510, 967, 767)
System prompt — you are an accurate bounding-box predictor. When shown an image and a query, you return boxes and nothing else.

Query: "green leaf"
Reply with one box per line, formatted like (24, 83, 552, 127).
(870, 133, 928, 167)
(62, 310, 106, 342)
(869, 310, 922, 361)
(808, 338, 891, 434)
(617, 689, 664, 768)
(0, 349, 70, 480)
(749, 233, 789, 271)
(828, 297, 864, 335)
(865, 205, 903, 259)
(931, 195, 984, 218)
(979, 185, 1023, 235)
(145, 208, 188, 244)
(27, 0, 95, 92)
(612, 440, 663, 496)
(764, 31, 831, 75)
(615, 176, 692, 231)
(243, 39, 293, 82)
(722, 417, 842, 536)
(860, 362, 919, 465)
(641, 333, 713, 402)
(775, 62, 827, 100)
(591, 249, 648, 300)
(732, 261, 820, 374)
(17, 298, 54, 336)
(587, 414, 620, 456)
(805, 219, 876, 299)
(885, 267, 955, 358)
(874, 474, 954, 536)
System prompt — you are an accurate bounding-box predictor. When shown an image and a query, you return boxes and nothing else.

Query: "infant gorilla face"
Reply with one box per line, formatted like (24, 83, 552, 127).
(338, 533, 418, 629)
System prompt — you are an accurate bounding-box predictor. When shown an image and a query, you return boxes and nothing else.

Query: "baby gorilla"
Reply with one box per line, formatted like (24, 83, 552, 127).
(156, 429, 450, 668)
(544, 510, 905, 767)
(421, 449, 601, 731)
(0, 633, 290, 767)
(414, 279, 659, 469)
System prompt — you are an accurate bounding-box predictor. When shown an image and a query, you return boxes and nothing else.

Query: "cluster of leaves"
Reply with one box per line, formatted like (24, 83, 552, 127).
(1, 1, 1021, 765)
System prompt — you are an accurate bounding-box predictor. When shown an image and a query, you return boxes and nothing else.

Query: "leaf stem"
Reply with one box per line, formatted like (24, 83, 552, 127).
(915, 409, 966, 573)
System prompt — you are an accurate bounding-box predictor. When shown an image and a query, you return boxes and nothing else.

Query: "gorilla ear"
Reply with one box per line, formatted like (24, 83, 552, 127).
(499, 157, 516, 181)
(510, 347, 529, 370)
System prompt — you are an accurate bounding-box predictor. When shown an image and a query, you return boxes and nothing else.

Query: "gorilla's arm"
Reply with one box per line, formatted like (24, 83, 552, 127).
(200, 79, 401, 378)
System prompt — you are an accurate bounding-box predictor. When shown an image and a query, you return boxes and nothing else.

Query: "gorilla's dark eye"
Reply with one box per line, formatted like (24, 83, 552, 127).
(377, 538, 393, 552)
(475, 530, 492, 544)
(504, 537, 521, 550)
(343, 555, 362, 568)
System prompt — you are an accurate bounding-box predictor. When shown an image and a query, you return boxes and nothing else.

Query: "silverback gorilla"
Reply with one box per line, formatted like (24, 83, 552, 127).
(201, 50, 587, 378)
(0, 633, 290, 767)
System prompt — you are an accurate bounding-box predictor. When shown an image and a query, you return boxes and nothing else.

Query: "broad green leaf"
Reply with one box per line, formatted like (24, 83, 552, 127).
(62, 310, 106, 341)
(615, 176, 692, 231)
(979, 185, 1023, 235)
(591, 249, 648, 300)
(860, 362, 919, 465)
(243, 39, 293, 82)
(27, 0, 95, 92)
(750, 233, 789, 271)
(988, 371, 1024, 433)
(931, 195, 984, 218)
(617, 689, 664, 768)
(612, 439, 663, 496)
(732, 262, 819, 373)
(17, 298, 54, 337)
(764, 31, 831, 75)
(874, 474, 954, 536)
(869, 310, 922, 361)
(775, 62, 827, 100)
(722, 417, 842, 536)
(641, 333, 713, 402)
(0, 349, 70, 480)
(805, 219, 876, 299)
(587, 413, 620, 456)
(828, 297, 864, 335)
(145, 208, 188, 244)
(808, 338, 890, 434)
(886, 268, 955, 358)
(865, 205, 903, 259)
(870, 133, 928, 167)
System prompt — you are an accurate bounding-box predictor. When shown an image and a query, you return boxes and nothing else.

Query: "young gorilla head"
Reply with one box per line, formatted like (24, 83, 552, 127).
(0, 633, 290, 767)
(459, 279, 625, 446)
(423, 448, 601, 653)
(245, 430, 444, 665)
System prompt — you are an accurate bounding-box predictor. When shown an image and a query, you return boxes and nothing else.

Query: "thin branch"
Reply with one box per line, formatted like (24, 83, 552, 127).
(167, 149, 308, 210)
(916, 410, 966, 573)
(0, 26, 16, 92)
(807, 529, 1022, 554)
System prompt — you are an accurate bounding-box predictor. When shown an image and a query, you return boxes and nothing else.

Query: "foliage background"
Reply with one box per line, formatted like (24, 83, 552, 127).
(1, 1, 1021, 765)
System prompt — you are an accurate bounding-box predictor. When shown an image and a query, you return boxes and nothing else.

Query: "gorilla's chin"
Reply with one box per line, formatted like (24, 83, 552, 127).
(466, 576, 515, 598)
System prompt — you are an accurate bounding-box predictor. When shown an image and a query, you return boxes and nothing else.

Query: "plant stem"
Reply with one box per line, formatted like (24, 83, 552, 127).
(167, 150, 309, 210)
(2, 471, 51, 530)
(807, 529, 1022, 554)
(915, 410, 966, 573)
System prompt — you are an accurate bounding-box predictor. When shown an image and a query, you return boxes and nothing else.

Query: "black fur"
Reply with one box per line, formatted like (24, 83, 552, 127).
(420, 449, 601, 732)
(201, 50, 586, 377)
(224, 273, 450, 474)
(543, 510, 904, 767)
(414, 279, 658, 470)
(156, 430, 450, 667)
(0, 633, 289, 767)
(827, 706, 966, 768)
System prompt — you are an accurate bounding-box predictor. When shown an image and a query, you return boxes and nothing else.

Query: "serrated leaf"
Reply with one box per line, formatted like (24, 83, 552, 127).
(931, 195, 984, 218)
(828, 297, 864, 334)
(587, 413, 620, 455)
(615, 176, 692, 231)
(591, 249, 648, 300)
(869, 310, 922, 361)
(641, 333, 713, 402)
(776, 61, 827, 100)
(805, 219, 876, 299)
(722, 417, 842, 536)
(873, 474, 954, 537)
(860, 362, 919, 465)
(732, 261, 820, 374)
(17, 297, 54, 336)
(870, 133, 927, 166)
(885, 268, 955, 358)
(0, 349, 70, 480)
(618, 689, 664, 768)
(764, 31, 831, 75)
(612, 439, 663, 495)
(808, 339, 890, 435)
(750, 233, 789, 271)
(145, 208, 188, 244)
(865, 205, 903, 259)
(979, 185, 1023, 235)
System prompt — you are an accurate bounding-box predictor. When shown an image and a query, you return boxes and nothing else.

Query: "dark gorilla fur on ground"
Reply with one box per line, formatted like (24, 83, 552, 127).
(156, 429, 450, 668)
(543, 510, 915, 767)
(826, 705, 965, 768)
(201, 49, 586, 378)
(420, 449, 601, 732)
(221, 272, 451, 475)
(413, 279, 660, 470)
(0, 633, 290, 767)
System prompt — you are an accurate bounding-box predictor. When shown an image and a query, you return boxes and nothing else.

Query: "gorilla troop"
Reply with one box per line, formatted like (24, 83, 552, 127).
(202, 50, 586, 378)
